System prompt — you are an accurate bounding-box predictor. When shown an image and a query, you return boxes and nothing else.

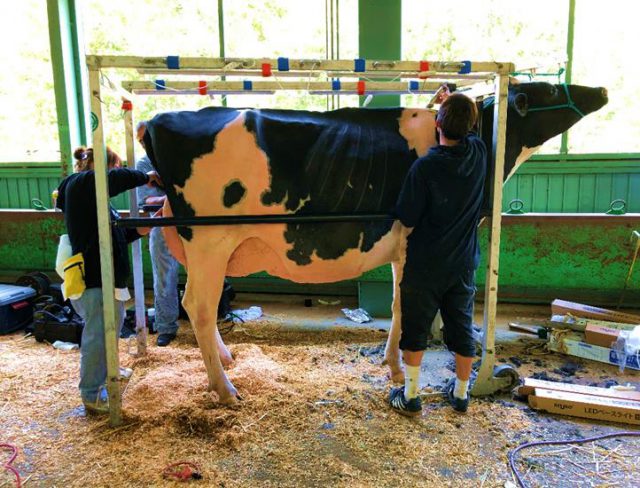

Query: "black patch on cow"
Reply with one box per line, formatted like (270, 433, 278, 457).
(223, 180, 246, 208)
(244, 108, 416, 265)
(144, 108, 240, 240)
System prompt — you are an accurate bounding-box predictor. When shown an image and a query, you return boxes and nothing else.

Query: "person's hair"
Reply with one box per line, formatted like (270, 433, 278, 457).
(73, 146, 122, 172)
(135, 120, 147, 133)
(436, 93, 478, 140)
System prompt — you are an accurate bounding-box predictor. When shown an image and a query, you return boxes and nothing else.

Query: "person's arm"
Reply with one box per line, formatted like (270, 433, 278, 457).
(124, 208, 162, 242)
(108, 168, 149, 197)
(135, 157, 159, 208)
(394, 160, 428, 228)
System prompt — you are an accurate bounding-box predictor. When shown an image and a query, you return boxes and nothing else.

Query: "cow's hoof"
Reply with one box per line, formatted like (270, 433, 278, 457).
(218, 387, 240, 405)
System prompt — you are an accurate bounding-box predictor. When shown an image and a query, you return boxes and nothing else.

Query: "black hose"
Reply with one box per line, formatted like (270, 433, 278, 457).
(509, 431, 640, 487)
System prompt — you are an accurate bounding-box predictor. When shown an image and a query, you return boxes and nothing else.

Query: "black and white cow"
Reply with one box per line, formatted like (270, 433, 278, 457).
(143, 81, 607, 403)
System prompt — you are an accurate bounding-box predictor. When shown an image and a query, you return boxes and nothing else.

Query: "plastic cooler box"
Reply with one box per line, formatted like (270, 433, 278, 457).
(0, 283, 37, 334)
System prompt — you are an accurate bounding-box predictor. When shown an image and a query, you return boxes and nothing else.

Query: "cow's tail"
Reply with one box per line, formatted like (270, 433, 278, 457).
(161, 199, 187, 268)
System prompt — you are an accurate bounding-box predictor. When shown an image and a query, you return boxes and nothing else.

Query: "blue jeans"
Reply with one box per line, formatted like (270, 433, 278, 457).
(149, 227, 180, 335)
(71, 288, 125, 403)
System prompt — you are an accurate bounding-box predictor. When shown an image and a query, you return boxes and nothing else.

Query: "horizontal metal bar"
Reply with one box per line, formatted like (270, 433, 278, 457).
(87, 55, 514, 74)
(136, 68, 495, 81)
(115, 213, 396, 228)
(123, 80, 449, 95)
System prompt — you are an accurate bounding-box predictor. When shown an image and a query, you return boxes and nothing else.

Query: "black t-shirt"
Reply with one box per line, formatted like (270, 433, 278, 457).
(395, 134, 487, 283)
(56, 168, 149, 288)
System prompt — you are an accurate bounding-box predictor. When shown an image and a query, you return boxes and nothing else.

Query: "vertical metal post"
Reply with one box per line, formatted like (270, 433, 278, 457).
(123, 105, 147, 355)
(217, 0, 227, 108)
(88, 68, 122, 426)
(560, 0, 576, 156)
(471, 74, 509, 396)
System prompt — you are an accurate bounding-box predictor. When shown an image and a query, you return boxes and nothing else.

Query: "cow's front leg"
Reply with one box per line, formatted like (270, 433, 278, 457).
(183, 266, 238, 404)
(383, 260, 404, 384)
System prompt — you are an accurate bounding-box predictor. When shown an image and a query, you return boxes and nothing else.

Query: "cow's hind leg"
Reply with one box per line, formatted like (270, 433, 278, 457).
(182, 260, 238, 404)
(383, 260, 405, 384)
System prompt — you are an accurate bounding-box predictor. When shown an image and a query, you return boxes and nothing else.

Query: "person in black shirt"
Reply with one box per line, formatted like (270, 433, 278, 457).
(389, 93, 487, 416)
(56, 146, 161, 414)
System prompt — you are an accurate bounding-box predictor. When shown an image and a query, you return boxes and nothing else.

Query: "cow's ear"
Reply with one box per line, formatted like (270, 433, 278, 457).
(512, 92, 529, 117)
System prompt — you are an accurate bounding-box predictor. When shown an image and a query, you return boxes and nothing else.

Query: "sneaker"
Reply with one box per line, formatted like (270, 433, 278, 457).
(388, 387, 422, 417)
(157, 332, 177, 347)
(446, 380, 470, 413)
(82, 386, 109, 415)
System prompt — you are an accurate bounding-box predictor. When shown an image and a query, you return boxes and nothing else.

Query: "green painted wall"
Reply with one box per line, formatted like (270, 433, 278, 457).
(1, 211, 638, 309)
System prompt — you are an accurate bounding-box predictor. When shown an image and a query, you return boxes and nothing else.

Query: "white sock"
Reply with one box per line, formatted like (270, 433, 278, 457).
(404, 365, 420, 400)
(454, 378, 469, 400)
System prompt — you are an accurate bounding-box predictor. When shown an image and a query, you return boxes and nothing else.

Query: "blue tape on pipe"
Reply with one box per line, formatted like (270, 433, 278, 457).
(243, 80, 253, 91)
(354, 58, 365, 72)
(458, 60, 471, 74)
(155, 79, 166, 90)
(409, 80, 419, 91)
(332, 79, 341, 91)
(166, 56, 180, 69)
(277, 57, 289, 71)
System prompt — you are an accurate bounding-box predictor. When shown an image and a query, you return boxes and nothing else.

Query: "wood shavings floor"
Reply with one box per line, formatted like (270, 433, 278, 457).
(1, 299, 639, 487)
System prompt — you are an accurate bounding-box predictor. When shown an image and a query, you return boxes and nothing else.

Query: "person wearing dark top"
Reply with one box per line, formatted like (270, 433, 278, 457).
(389, 93, 487, 416)
(55, 146, 161, 414)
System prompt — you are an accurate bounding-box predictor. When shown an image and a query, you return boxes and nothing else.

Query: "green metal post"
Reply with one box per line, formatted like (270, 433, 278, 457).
(47, 0, 88, 176)
(560, 0, 576, 156)
(358, 0, 401, 108)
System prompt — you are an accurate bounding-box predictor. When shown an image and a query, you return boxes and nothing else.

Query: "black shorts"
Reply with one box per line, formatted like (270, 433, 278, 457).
(399, 268, 476, 357)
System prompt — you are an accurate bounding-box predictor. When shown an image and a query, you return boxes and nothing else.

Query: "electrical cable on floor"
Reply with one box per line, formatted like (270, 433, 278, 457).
(1, 443, 21, 488)
(508, 431, 640, 488)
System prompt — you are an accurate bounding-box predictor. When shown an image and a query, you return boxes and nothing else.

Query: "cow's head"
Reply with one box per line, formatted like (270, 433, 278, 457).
(482, 81, 608, 181)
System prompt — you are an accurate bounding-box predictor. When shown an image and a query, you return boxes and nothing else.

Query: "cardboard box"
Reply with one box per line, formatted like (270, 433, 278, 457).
(529, 388, 640, 425)
(517, 378, 640, 402)
(548, 315, 638, 333)
(551, 299, 640, 324)
(585, 324, 621, 348)
(548, 330, 640, 371)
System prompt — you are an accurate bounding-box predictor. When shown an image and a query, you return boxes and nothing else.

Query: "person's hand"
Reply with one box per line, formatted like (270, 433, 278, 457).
(144, 195, 166, 206)
(137, 209, 163, 236)
(146, 171, 163, 188)
(433, 84, 451, 104)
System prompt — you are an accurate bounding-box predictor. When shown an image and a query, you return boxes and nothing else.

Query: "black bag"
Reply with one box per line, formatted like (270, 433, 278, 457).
(32, 300, 84, 345)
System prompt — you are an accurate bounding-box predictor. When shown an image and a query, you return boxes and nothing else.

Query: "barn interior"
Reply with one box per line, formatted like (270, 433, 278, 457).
(1, 1, 639, 487)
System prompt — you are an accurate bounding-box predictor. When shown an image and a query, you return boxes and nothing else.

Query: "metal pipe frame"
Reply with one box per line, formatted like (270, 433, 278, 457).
(115, 213, 394, 228)
(87, 55, 515, 76)
(90, 54, 512, 425)
(122, 109, 147, 356)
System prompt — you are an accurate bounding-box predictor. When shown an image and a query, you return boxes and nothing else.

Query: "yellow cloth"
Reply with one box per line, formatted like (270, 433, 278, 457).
(62, 253, 86, 300)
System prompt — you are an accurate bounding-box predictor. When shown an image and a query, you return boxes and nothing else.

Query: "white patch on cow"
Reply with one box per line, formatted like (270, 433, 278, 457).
(506, 145, 541, 181)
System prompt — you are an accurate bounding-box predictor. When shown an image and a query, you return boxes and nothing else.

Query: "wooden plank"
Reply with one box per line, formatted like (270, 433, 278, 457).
(561, 174, 580, 212)
(546, 175, 564, 212)
(532, 174, 549, 212)
(551, 299, 640, 324)
(594, 173, 613, 213)
(529, 388, 640, 425)
(518, 378, 640, 402)
(578, 173, 596, 212)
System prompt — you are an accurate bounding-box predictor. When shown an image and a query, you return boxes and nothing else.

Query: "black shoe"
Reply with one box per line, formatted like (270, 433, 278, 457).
(446, 380, 469, 413)
(156, 333, 176, 347)
(388, 387, 422, 417)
